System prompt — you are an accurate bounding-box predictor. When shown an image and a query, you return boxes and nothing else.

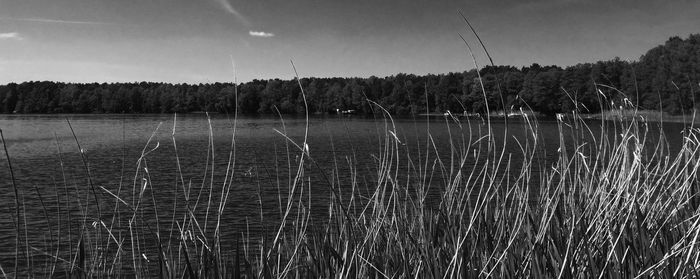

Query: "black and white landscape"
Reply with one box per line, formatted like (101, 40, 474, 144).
(1, 0, 700, 278)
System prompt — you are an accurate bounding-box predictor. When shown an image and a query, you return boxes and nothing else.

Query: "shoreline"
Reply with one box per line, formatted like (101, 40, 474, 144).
(576, 109, 700, 124)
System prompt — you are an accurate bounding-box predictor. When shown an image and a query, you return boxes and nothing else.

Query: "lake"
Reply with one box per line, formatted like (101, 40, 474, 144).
(0, 113, 689, 275)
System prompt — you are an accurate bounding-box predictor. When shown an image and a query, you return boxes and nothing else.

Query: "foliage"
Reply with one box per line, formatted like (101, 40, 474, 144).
(1, 34, 699, 116)
(2, 33, 700, 278)
(3, 85, 700, 278)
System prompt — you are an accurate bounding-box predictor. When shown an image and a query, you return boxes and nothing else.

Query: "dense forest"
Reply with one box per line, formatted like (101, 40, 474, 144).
(1, 34, 699, 116)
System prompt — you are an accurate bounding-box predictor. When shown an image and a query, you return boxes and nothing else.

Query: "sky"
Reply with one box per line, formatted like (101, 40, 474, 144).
(0, 0, 698, 84)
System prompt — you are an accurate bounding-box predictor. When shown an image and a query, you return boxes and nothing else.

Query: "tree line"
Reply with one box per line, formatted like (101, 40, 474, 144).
(1, 34, 699, 116)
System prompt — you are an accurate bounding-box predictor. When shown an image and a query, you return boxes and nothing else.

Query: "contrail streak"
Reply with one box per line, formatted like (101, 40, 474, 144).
(0, 17, 115, 25)
(213, 0, 251, 26)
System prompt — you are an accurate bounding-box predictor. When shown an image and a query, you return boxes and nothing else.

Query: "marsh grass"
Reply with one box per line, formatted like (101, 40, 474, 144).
(3, 81, 700, 278)
(3, 39, 700, 279)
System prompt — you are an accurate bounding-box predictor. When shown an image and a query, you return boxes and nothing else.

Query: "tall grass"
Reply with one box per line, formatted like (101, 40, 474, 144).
(2, 47, 700, 279)
(2, 85, 700, 278)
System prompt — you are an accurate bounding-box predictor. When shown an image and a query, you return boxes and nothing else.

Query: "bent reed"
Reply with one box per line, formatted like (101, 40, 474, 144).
(2, 86, 700, 278)
(2, 34, 700, 277)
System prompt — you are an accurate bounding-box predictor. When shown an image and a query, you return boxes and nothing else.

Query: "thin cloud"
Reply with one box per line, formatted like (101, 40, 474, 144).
(213, 0, 251, 26)
(0, 17, 115, 25)
(249, 31, 274, 38)
(0, 32, 22, 40)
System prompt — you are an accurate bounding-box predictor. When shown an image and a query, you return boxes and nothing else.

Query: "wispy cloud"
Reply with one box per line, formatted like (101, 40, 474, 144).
(213, 0, 251, 26)
(249, 30, 274, 38)
(0, 17, 114, 25)
(0, 32, 22, 40)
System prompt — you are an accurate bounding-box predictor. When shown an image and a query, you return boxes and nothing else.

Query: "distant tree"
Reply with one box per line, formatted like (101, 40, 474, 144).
(1, 34, 699, 115)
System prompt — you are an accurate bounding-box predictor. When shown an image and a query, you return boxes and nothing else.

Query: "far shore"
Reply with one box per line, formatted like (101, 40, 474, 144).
(2, 109, 699, 124)
(576, 109, 700, 124)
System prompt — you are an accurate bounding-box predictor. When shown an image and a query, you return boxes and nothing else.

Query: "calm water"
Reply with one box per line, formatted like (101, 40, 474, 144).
(0, 114, 688, 274)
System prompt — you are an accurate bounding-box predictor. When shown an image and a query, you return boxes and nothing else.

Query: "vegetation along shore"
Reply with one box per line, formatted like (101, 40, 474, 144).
(1, 34, 699, 117)
(1, 27, 700, 279)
